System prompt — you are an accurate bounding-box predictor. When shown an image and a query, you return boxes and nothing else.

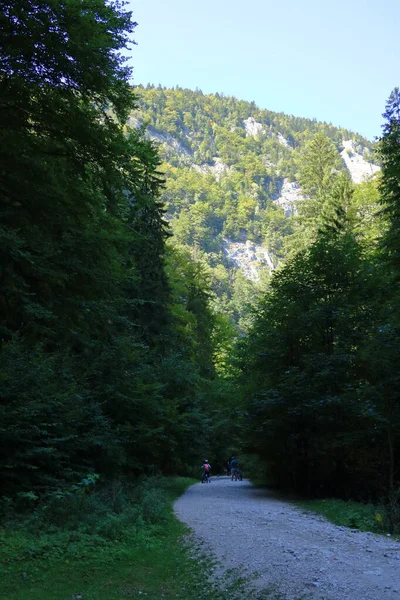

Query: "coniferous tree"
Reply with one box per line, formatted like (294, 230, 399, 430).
(0, 0, 215, 496)
(379, 88, 400, 275)
(368, 87, 400, 499)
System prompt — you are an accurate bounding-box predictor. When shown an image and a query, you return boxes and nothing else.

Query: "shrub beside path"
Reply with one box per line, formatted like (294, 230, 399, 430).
(175, 477, 400, 600)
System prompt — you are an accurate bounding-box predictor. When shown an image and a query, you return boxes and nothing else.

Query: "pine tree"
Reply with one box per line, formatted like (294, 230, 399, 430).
(379, 88, 400, 276)
(0, 0, 175, 495)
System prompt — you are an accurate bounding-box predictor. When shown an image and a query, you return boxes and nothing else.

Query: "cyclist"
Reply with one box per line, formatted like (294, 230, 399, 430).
(230, 456, 239, 480)
(201, 459, 212, 483)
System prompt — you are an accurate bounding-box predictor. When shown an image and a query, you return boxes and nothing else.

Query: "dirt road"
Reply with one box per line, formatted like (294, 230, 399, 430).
(174, 477, 400, 600)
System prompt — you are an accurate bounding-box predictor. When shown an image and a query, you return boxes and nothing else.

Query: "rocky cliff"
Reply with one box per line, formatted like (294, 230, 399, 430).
(132, 86, 379, 286)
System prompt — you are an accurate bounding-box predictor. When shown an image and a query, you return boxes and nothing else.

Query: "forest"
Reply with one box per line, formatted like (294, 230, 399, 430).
(1, 0, 400, 563)
(133, 84, 379, 327)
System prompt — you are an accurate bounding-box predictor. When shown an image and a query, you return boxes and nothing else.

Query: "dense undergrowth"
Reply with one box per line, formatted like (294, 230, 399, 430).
(0, 477, 186, 598)
(1, 476, 266, 600)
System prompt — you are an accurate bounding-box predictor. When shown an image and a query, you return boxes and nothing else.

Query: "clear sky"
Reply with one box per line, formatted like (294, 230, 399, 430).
(127, 0, 399, 141)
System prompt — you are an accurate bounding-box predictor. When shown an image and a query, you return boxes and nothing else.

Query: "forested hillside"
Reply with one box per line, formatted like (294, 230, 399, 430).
(235, 89, 400, 529)
(1, 0, 400, 550)
(132, 85, 400, 527)
(3, 2, 400, 598)
(0, 1, 233, 502)
(132, 85, 379, 325)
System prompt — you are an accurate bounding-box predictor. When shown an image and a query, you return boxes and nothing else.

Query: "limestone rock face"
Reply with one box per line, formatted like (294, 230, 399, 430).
(274, 179, 304, 216)
(243, 117, 264, 137)
(223, 238, 275, 281)
(277, 132, 290, 148)
(147, 127, 192, 158)
(341, 140, 380, 184)
(192, 157, 229, 180)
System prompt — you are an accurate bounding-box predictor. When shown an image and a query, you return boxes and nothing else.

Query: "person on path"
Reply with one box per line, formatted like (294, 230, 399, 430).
(201, 459, 212, 482)
(230, 456, 239, 478)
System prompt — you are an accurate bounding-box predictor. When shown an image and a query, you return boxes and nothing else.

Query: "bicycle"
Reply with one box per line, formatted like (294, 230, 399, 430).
(201, 471, 211, 483)
(231, 469, 242, 482)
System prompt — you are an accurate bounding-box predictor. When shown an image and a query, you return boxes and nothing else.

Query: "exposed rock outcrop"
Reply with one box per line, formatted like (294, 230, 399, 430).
(127, 117, 193, 160)
(223, 238, 275, 281)
(192, 157, 229, 180)
(341, 140, 380, 184)
(277, 132, 290, 148)
(243, 117, 264, 137)
(274, 178, 304, 216)
(147, 127, 192, 157)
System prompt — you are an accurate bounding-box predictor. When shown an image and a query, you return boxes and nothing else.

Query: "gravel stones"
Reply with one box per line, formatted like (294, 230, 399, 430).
(174, 477, 400, 600)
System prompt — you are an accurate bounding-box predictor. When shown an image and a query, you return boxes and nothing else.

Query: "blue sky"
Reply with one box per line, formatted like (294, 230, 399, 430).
(127, 0, 399, 141)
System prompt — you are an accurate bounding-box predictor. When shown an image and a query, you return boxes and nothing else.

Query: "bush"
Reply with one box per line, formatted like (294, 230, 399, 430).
(0, 476, 196, 574)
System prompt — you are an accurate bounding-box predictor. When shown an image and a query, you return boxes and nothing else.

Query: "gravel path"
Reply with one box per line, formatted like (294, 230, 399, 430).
(174, 477, 400, 600)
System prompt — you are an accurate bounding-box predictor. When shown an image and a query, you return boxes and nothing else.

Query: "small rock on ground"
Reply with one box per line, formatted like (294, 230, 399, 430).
(174, 477, 400, 600)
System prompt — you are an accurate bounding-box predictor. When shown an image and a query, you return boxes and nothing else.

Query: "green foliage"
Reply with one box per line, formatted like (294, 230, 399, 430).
(239, 225, 376, 497)
(0, 477, 199, 598)
(4, 0, 399, 558)
(295, 133, 342, 198)
(378, 87, 400, 275)
(297, 499, 380, 533)
(234, 90, 400, 534)
(135, 86, 372, 166)
(0, 1, 226, 501)
(299, 493, 399, 535)
(0, 477, 274, 600)
(133, 86, 375, 327)
(351, 177, 386, 248)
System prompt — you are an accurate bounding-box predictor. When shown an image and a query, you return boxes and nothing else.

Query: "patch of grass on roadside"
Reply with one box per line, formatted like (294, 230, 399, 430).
(296, 498, 381, 533)
(0, 477, 201, 600)
(0, 477, 279, 600)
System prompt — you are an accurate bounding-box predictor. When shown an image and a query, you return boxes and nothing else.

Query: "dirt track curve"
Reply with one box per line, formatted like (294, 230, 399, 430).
(174, 477, 400, 600)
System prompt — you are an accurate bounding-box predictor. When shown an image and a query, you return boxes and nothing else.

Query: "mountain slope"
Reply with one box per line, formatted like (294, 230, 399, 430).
(131, 85, 379, 323)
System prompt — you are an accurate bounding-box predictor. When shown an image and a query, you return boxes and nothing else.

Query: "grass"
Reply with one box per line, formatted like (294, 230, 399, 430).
(246, 460, 399, 536)
(0, 477, 278, 600)
(296, 498, 383, 534)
